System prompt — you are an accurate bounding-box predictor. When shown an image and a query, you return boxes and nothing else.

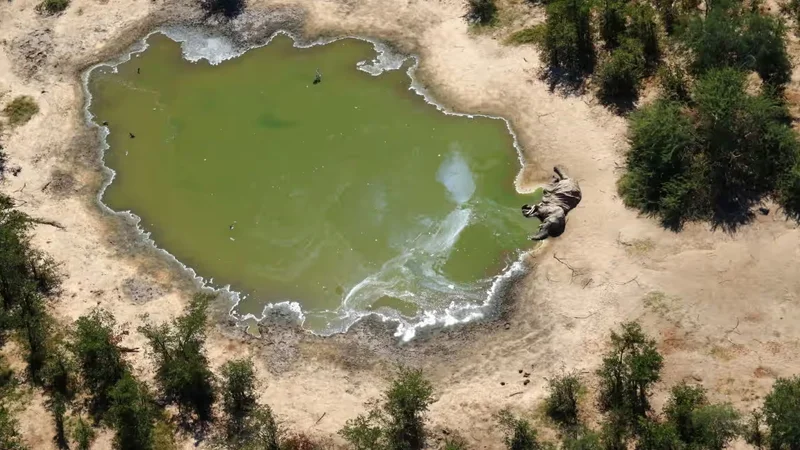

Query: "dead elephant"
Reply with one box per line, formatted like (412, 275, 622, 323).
(521, 166, 582, 241)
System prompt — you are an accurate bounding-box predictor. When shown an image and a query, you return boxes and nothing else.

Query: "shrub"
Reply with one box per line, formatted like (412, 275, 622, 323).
(763, 376, 800, 450)
(658, 64, 690, 102)
(599, 0, 627, 49)
(544, 372, 582, 428)
(282, 433, 321, 450)
(562, 428, 601, 450)
(72, 417, 96, 450)
(443, 437, 470, 450)
(0, 403, 27, 450)
(72, 309, 127, 419)
(539, 0, 594, 75)
(219, 358, 259, 443)
(339, 367, 435, 450)
(742, 411, 767, 450)
(627, 3, 660, 67)
(497, 410, 545, 450)
(508, 26, 547, 45)
(664, 383, 707, 442)
(596, 322, 663, 427)
(465, 0, 498, 25)
(2, 96, 39, 127)
(689, 404, 741, 450)
(139, 293, 217, 425)
(108, 373, 157, 450)
(635, 419, 683, 450)
(37, 0, 69, 14)
(200, 0, 245, 18)
(597, 39, 646, 102)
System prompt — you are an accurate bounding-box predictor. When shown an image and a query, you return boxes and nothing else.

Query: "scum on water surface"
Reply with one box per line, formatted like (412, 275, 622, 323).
(83, 26, 541, 341)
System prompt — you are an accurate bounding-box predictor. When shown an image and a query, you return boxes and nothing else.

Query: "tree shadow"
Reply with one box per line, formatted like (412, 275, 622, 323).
(598, 90, 638, 115)
(540, 67, 589, 96)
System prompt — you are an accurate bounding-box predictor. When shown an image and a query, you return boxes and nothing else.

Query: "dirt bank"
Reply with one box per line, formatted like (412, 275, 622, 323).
(2, 0, 800, 448)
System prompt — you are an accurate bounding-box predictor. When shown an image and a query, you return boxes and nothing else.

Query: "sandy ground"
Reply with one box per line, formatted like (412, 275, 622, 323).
(2, 0, 800, 448)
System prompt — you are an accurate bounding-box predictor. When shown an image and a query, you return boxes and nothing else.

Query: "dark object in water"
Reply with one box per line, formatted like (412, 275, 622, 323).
(759, 206, 770, 215)
(313, 68, 322, 85)
(137, 67, 140, 74)
(129, 132, 135, 139)
(101, 121, 109, 126)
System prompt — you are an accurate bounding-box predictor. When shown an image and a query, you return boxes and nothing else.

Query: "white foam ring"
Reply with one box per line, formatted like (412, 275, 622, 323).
(81, 25, 538, 342)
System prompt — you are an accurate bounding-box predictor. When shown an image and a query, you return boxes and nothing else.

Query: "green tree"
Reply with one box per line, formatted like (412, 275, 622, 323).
(763, 376, 800, 450)
(139, 293, 216, 426)
(219, 358, 259, 444)
(627, 3, 660, 67)
(465, 0, 498, 25)
(539, 0, 595, 75)
(636, 419, 684, 450)
(340, 367, 435, 450)
(0, 403, 27, 450)
(72, 416, 96, 450)
(597, 322, 663, 428)
(243, 406, 281, 450)
(600, 0, 627, 49)
(562, 428, 602, 450)
(497, 410, 545, 450)
(742, 411, 767, 450)
(664, 383, 708, 443)
(49, 395, 69, 449)
(690, 404, 740, 450)
(658, 64, 691, 102)
(72, 309, 127, 419)
(544, 372, 582, 428)
(597, 38, 646, 102)
(108, 373, 157, 450)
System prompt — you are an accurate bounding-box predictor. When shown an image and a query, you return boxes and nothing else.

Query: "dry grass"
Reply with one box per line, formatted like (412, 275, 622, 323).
(3, 96, 39, 127)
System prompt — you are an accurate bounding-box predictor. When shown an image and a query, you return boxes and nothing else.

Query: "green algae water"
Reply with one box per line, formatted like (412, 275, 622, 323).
(88, 32, 538, 338)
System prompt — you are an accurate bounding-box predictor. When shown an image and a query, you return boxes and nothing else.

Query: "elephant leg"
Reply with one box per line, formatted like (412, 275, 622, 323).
(529, 225, 551, 241)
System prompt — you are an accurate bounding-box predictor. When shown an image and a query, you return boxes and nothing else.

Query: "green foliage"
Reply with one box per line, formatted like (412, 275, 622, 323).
(36, 0, 70, 14)
(340, 367, 435, 450)
(689, 404, 740, 450)
(562, 428, 602, 450)
(0, 403, 27, 450)
(72, 308, 127, 419)
(544, 372, 582, 428)
(243, 406, 281, 450)
(72, 416, 96, 450)
(636, 419, 683, 450)
(219, 358, 259, 444)
(443, 437, 470, 450)
(597, 38, 646, 102)
(497, 410, 545, 450)
(508, 26, 548, 45)
(597, 322, 663, 428)
(49, 394, 69, 449)
(108, 372, 157, 450)
(600, 0, 627, 49)
(139, 293, 216, 425)
(282, 433, 321, 450)
(627, 3, 660, 67)
(763, 376, 800, 450)
(681, 3, 791, 87)
(658, 64, 691, 102)
(200, 0, 245, 18)
(599, 413, 630, 450)
(619, 68, 800, 229)
(153, 419, 178, 450)
(2, 96, 39, 127)
(539, 0, 595, 75)
(777, 162, 800, 220)
(664, 383, 708, 443)
(465, 0, 498, 25)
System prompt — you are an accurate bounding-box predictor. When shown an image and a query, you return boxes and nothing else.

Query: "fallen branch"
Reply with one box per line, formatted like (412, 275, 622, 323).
(508, 391, 524, 397)
(314, 412, 326, 426)
(28, 218, 66, 230)
(13, 182, 26, 193)
(552, 253, 575, 276)
(118, 346, 139, 353)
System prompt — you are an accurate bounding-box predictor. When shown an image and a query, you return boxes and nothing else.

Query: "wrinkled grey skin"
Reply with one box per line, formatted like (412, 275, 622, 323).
(521, 166, 582, 241)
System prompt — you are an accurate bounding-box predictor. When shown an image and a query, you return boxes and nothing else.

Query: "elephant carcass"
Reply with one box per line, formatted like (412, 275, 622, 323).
(521, 166, 582, 241)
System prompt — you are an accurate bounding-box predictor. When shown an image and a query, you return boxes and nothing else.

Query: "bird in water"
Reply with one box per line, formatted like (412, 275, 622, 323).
(229, 220, 237, 230)
(129, 132, 135, 139)
(313, 68, 322, 85)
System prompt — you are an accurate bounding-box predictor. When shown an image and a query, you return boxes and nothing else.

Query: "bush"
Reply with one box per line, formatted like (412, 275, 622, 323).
(72, 417, 96, 450)
(544, 372, 582, 428)
(599, 0, 627, 49)
(465, 0, 498, 25)
(596, 322, 663, 427)
(635, 420, 683, 450)
(0, 403, 27, 450)
(108, 373, 157, 450)
(689, 404, 740, 450)
(763, 376, 800, 450)
(497, 410, 545, 450)
(681, 3, 791, 88)
(200, 0, 245, 18)
(508, 26, 547, 45)
(2, 96, 39, 127)
(339, 367, 435, 450)
(597, 39, 646, 102)
(539, 0, 595, 75)
(658, 64, 690, 102)
(36, 0, 69, 14)
(627, 3, 660, 67)
(72, 309, 128, 419)
(664, 383, 707, 442)
(619, 68, 800, 229)
(742, 411, 767, 450)
(139, 293, 216, 425)
(219, 358, 259, 444)
(562, 428, 601, 450)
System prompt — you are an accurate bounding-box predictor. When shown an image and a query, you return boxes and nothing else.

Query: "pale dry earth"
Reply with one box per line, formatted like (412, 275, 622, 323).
(1, 0, 799, 448)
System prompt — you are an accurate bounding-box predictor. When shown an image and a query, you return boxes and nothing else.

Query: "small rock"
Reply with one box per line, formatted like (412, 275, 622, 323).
(523, 379, 530, 386)
(523, 372, 531, 378)
(504, 322, 511, 330)
(518, 369, 523, 374)
(500, 382, 506, 386)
